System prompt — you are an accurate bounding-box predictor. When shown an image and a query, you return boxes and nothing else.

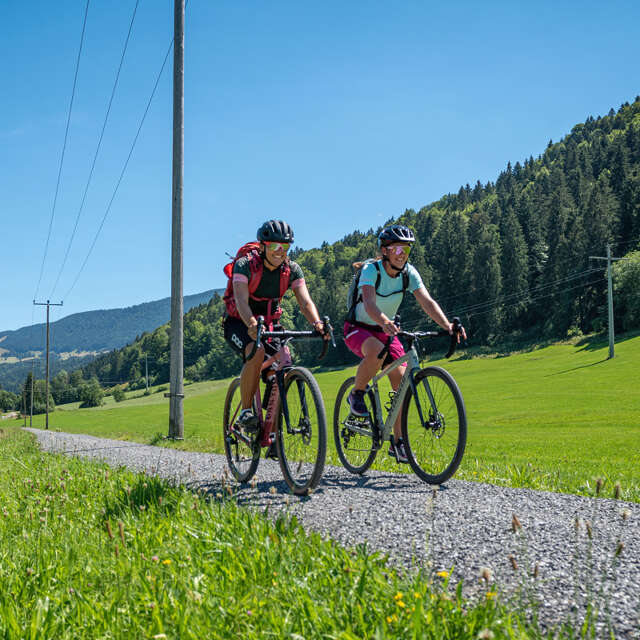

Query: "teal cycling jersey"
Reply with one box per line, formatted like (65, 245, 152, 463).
(354, 260, 424, 325)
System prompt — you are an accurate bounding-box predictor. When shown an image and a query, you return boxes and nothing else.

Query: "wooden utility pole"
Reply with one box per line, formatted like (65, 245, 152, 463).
(589, 244, 627, 359)
(30, 360, 34, 427)
(33, 300, 63, 429)
(168, 0, 185, 439)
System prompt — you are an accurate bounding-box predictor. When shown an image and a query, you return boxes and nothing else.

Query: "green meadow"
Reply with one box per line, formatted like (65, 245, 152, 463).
(26, 332, 640, 502)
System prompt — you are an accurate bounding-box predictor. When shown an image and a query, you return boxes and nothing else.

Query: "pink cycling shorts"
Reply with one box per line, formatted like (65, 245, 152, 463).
(343, 321, 405, 362)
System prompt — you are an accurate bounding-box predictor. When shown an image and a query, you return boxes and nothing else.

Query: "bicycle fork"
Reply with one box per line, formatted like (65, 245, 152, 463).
(409, 369, 443, 433)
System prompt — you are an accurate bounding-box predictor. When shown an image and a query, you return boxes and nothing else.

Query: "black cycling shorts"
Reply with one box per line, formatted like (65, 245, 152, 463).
(223, 316, 279, 362)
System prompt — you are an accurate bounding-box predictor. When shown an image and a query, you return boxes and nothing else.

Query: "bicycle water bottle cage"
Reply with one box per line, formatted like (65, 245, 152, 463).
(384, 391, 396, 412)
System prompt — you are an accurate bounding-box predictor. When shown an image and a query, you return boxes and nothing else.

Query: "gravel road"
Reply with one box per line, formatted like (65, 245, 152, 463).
(27, 428, 639, 638)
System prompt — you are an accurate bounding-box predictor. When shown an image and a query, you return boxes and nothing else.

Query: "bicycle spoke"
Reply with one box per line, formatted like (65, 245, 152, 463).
(402, 367, 466, 484)
(223, 378, 260, 483)
(333, 377, 378, 475)
(277, 368, 326, 495)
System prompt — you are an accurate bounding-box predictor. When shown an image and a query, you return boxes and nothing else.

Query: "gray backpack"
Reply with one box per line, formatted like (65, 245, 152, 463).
(346, 259, 409, 323)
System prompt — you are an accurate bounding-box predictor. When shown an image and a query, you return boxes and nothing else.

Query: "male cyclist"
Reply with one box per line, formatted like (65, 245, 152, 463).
(343, 224, 466, 463)
(223, 220, 327, 441)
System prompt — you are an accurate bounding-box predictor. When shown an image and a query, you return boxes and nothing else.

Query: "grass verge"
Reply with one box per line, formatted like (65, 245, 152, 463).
(0, 426, 560, 639)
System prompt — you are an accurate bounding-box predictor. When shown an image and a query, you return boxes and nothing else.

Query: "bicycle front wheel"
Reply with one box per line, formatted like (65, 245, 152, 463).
(223, 377, 260, 483)
(333, 376, 378, 475)
(276, 367, 327, 495)
(401, 366, 466, 485)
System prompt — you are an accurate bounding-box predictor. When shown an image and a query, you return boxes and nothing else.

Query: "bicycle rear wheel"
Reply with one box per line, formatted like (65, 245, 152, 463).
(276, 367, 327, 495)
(223, 377, 260, 483)
(401, 366, 466, 485)
(333, 376, 378, 475)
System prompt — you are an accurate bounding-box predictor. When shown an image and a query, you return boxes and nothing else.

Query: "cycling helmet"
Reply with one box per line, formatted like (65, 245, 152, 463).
(257, 219, 294, 243)
(377, 224, 415, 248)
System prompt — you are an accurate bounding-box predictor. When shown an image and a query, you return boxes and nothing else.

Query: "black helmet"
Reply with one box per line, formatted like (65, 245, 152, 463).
(377, 224, 415, 248)
(257, 219, 295, 243)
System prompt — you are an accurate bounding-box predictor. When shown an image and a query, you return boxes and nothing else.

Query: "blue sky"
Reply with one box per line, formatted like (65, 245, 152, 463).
(2, 0, 639, 332)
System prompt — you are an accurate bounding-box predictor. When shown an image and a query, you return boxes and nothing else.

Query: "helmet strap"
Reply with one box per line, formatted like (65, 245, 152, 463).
(381, 255, 404, 274)
(261, 249, 287, 270)
(262, 251, 277, 268)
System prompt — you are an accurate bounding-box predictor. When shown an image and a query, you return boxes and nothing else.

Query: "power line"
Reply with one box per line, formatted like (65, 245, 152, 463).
(462, 277, 607, 322)
(50, 0, 140, 299)
(443, 267, 601, 318)
(33, 0, 91, 302)
(398, 267, 598, 332)
(62, 35, 175, 303)
(611, 237, 640, 250)
(396, 267, 604, 333)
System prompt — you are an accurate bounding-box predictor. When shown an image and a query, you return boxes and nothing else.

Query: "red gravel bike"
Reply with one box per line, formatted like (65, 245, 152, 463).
(223, 316, 334, 495)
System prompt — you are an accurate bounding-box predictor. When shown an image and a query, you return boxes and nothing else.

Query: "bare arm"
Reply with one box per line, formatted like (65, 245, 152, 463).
(232, 280, 259, 338)
(293, 281, 323, 330)
(413, 287, 467, 339)
(413, 287, 452, 331)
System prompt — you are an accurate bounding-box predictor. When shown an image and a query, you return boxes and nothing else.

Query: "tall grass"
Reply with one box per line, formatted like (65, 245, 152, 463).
(0, 427, 556, 639)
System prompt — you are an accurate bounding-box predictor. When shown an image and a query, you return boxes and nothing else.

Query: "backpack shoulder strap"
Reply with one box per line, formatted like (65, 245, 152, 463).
(278, 260, 291, 298)
(373, 260, 382, 291)
(401, 265, 409, 292)
(347, 259, 379, 322)
(246, 250, 263, 293)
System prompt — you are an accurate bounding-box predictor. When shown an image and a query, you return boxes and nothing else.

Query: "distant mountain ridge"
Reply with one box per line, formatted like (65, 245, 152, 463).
(0, 289, 222, 358)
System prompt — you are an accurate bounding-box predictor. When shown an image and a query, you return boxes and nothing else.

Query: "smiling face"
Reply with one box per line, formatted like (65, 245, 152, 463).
(382, 242, 411, 270)
(261, 241, 290, 268)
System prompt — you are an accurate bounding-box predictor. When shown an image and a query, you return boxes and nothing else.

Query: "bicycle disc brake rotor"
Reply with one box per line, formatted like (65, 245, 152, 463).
(298, 418, 312, 446)
(428, 411, 446, 437)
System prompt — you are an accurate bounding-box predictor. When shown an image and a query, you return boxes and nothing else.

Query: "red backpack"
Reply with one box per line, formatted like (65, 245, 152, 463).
(223, 242, 291, 323)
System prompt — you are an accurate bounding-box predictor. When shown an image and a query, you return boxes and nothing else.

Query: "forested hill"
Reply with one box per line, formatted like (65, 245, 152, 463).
(46, 98, 640, 394)
(0, 289, 221, 358)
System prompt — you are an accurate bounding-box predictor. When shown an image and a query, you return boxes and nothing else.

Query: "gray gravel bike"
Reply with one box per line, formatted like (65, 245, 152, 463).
(333, 318, 466, 485)
(223, 316, 334, 495)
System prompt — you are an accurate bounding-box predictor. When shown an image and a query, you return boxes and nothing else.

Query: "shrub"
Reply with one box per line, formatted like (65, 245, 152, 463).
(79, 378, 103, 408)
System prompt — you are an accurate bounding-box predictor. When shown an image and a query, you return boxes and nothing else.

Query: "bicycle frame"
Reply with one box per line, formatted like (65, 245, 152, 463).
(359, 341, 438, 446)
(227, 343, 294, 448)
(254, 345, 293, 446)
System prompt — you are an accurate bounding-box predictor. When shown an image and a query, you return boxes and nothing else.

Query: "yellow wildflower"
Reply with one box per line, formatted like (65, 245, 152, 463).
(436, 570, 450, 578)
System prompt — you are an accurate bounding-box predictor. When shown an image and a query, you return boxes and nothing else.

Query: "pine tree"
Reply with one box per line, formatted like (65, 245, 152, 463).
(499, 208, 529, 331)
(544, 170, 575, 286)
(468, 221, 502, 342)
(584, 171, 619, 258)
(431, 212, 471, 304)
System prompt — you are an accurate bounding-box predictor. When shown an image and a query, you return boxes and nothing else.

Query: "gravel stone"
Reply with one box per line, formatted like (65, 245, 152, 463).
(27, 428, 640, 638)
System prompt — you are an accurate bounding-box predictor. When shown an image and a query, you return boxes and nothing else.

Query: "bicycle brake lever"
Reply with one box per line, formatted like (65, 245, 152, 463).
(246, 316, 265, 361)
(445, 317, 463, 359)
(323, 315, 336, 348)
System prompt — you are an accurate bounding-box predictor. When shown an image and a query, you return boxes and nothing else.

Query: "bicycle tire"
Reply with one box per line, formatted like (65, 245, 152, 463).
(223, 377, 260, 483)
(276, 367, 327, 495)
(333, 376, 379, 475)
(401, 366, 466, 485)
